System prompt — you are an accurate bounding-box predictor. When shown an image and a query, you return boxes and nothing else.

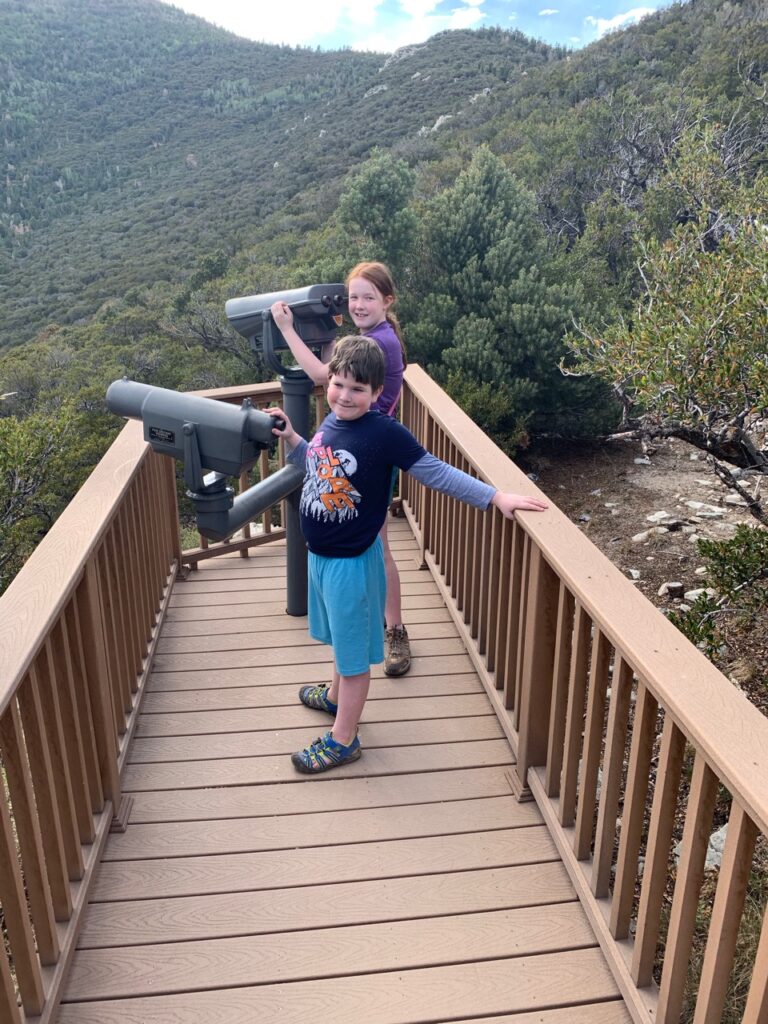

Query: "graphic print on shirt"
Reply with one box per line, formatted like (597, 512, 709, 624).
(301, 433, 361, 522)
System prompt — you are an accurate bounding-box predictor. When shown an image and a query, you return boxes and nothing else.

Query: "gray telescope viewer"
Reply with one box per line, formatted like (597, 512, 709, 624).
(225, 283, 347, 378)
(106, 377, 304, 545)
(223, 283, 348, 615)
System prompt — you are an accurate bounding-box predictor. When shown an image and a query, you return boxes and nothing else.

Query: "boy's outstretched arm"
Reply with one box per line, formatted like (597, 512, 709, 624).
(406, 453, 547, 518)
(491, 490, 548, 518)
(270, 301, 331, 385)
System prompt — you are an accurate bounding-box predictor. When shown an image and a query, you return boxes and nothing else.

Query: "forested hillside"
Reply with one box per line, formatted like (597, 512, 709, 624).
(1, 0, 554, 346)
(1, 0, 766, 597)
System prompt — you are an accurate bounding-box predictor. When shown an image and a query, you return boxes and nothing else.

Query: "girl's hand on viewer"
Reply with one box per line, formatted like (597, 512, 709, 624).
(491, 491, 548, 519)
(271, 301, 294, 331)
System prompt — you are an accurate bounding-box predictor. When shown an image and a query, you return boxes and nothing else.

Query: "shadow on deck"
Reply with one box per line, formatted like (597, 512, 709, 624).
(56, 518, 632, 1024)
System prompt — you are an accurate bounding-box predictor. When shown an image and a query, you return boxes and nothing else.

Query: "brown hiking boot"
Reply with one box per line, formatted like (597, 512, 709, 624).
(384, 624, 411, 676)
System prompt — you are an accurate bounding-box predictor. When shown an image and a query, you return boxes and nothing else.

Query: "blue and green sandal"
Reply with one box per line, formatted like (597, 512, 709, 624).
(298, 684, 338, 716)
(291, 731, 361, 774)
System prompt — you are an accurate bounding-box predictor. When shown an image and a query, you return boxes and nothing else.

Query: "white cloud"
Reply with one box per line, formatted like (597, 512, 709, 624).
(585, 7, 655, 37)
(399, 0, 441, 17)
(538, 8, 559, 14)
(352, 1, 485, 52)
(165, 0, 386, 47)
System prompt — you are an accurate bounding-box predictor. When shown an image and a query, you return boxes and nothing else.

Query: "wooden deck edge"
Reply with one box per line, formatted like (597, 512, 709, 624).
(528, 766, 659, 1024)
(116, 561, 179, 779)
(34, 803, 114, 1024)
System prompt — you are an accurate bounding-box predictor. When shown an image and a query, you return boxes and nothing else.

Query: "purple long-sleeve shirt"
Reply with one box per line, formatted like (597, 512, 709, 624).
(365, 319, 404, 416)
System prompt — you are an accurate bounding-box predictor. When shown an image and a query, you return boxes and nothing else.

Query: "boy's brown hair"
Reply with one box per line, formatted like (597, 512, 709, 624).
(328, 335, 385, 392)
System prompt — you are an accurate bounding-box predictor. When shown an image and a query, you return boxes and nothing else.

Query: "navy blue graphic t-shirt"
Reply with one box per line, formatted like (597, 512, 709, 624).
(290, 410, 426, 558)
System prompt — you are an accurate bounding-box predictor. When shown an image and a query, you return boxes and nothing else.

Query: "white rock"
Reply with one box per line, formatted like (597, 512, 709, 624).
(674, 824, 728, 870)
(646, 511, 671, 523)
(634, 457, 651, 465)
(628, 569, 641, 580)
(694, 566, 708, 575)
(724, 494, 748, 506)
(684, 587, 717, 602)
(632, 530, 650, 543)
(685, 501, 724, 518)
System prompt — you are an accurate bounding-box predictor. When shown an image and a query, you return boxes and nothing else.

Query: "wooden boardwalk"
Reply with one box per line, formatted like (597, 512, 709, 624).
(56, 518, 633, 1024)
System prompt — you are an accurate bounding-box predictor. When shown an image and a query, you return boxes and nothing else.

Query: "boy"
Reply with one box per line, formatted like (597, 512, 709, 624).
(268, 336, 547, 773)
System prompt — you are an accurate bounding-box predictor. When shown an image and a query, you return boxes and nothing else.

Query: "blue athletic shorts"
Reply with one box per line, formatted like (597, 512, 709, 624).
(308, 538, 386, 676)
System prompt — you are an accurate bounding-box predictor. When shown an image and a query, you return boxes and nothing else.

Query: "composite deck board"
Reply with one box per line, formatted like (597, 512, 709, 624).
(58, 519, 631, 1022)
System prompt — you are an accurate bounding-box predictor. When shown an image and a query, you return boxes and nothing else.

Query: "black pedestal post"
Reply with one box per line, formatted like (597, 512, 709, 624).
(280, 374, 314, 616)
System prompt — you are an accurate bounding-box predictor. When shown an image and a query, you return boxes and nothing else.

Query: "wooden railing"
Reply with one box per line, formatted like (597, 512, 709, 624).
(1, 367, 766, 1022)
(400, 364, 768, 1024)
(0, 380, 299, 1023)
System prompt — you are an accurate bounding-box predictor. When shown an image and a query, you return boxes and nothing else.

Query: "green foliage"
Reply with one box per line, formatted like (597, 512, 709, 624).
(669, 525, 768, 659)
(409, 146, 615, 441)
(0, 404, 74, 591)
(337, 150, 417, 275)
(566, 137, 768, 458)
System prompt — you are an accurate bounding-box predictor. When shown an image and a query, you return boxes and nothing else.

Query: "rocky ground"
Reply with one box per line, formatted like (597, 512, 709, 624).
(521, 435, 767, 712)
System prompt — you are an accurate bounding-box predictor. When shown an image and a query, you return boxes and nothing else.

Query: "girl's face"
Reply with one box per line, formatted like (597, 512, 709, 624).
(347, 276, 393, 333)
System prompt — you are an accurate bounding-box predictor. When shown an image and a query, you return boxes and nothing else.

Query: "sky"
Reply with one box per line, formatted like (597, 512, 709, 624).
(162, 0, 671, 53)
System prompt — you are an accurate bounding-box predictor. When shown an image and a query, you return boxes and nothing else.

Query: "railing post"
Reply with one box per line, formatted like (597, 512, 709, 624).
(511, 543, 559, 800)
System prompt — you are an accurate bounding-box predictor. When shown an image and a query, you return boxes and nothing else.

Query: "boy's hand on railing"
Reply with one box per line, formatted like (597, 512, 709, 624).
(491, 490, 548, 519)
(265, 406, 301, 449)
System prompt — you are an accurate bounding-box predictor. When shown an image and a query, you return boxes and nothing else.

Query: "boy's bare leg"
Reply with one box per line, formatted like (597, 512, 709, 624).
(328, 665, 370, 747)
(380, 519, 403, 628)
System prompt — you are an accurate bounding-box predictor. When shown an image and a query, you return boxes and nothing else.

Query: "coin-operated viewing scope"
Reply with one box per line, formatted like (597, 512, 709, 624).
(225, 284, 347, 378)
(106, 378, 304, 543)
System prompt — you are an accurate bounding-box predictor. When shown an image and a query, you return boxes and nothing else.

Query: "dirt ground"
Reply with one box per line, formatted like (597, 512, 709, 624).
(520, 435, 767, 711)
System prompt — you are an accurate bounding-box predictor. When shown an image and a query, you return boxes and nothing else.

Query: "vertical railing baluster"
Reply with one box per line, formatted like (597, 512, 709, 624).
(593, 656, 633, 895)
(97, 542, 130, 722)
(492, 515, 512, 689)
(48, 619, 94, 844)
(633, 717, 686, 987)
(694, 801, 758, 1023)
(78, 562, 121, 807)
(511, 530, 532, 725)
(0, 701, 59, 965)
(559, 601, 592, 827)
(0, 771, 45, 1015)
(66, 600, 105, 813)
(16, 669, 72, 920)
(514, 544, 559, 796)
(743, 901, 768, 1023)
(574, 628, 612, 860)
(657, 753, 718, 1023)
(611, 679, 658, 939)
(477, 509, 496, 660)
(545, 582, 575, 798)
(0, 946, 22, 1024)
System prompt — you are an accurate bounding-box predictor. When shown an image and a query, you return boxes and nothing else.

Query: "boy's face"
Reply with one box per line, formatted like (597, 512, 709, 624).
(328, 371, 383, 421)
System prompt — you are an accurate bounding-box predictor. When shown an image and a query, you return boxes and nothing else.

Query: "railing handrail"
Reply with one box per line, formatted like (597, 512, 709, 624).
(0, 419, 149, 715)
(405, 363, 768, 841)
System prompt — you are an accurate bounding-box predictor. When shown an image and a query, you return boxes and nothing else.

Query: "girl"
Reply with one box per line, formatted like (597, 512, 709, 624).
(270, 261, 411, 677)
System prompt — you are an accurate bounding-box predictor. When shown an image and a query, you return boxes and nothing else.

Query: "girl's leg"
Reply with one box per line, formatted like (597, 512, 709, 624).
(380, 518, 403, 628)
(380, 519, 411, 676)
